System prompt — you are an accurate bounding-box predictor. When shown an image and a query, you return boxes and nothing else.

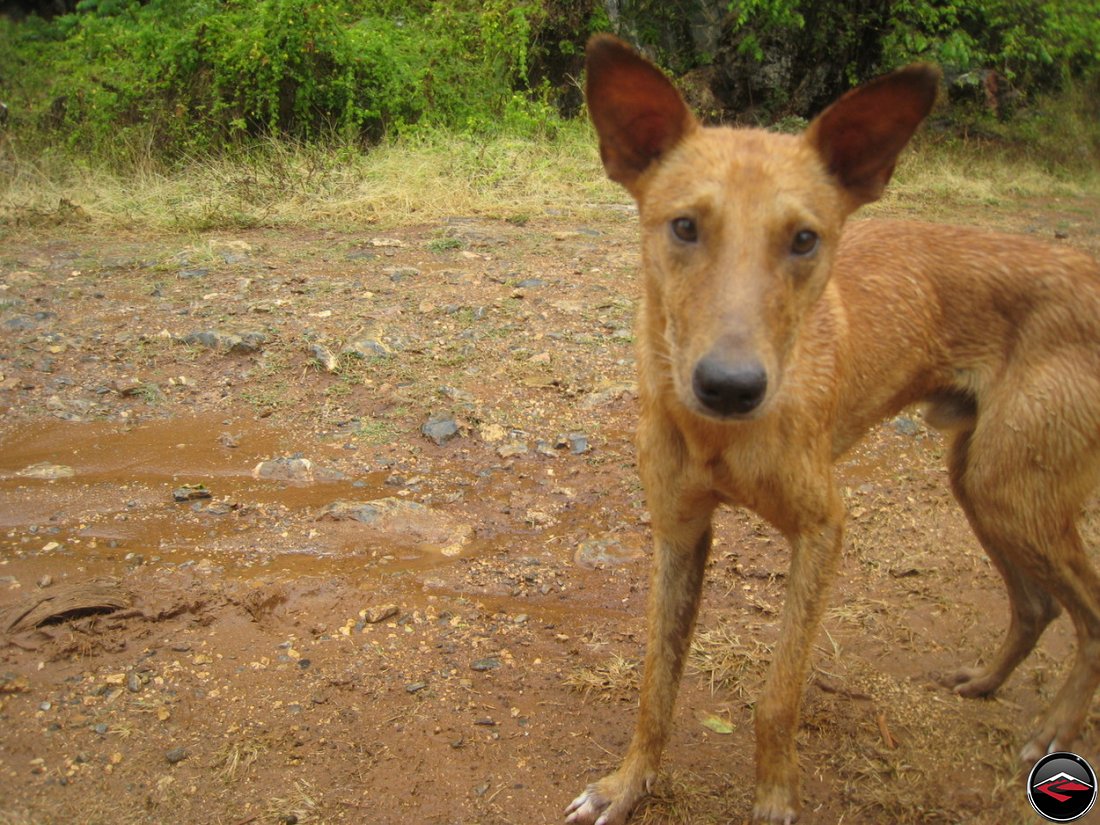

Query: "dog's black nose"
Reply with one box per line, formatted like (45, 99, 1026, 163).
(692, 357, 768, 417)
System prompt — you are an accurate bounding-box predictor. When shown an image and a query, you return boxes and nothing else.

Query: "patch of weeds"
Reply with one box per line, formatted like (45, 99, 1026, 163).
(240, 381, 290, 412)
(136, 383, 164, 405)
(355, 419, 398, 445)
(323, 380, 353, 400)
(426, 236, 465, 252)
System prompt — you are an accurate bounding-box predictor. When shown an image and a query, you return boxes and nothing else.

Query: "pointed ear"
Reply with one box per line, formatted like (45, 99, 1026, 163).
(805, 64, 941, 208)
(585, 34, 697, 192)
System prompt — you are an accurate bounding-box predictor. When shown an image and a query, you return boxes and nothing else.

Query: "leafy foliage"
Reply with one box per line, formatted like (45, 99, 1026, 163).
(0, 0, 1096, 161)
(0, 0, 550, 157)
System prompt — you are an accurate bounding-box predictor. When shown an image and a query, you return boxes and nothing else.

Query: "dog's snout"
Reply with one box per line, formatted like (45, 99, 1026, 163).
(692, 357, 768, 417)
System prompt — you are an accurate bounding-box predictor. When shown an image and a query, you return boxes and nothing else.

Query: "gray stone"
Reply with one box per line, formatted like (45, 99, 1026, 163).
(422, 415, 460, 446)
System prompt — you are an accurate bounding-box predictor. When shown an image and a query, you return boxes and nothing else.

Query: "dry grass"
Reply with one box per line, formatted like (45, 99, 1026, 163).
(2, 122, 1097, 235)
(875, 137, 1100, 220)
(0, 124, 621, 232)
(564, 654, 640, 700)
(211, 737, 267, 781)
(689, 622, 772, 701)
(265, 779, 320, 824)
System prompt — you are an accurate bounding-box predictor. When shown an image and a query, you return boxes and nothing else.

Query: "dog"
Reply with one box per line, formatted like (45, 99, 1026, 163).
(566, 34, 1100, 825)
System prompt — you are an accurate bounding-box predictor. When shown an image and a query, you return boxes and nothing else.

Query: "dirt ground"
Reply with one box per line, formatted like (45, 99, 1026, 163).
(2, 192, 1099, 825)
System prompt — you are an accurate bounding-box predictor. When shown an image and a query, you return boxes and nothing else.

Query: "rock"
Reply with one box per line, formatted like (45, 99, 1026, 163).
(178, 268, 209, 279)
(223, 331, 267, 354)
(422, 415, 460, 446)
(183, 330, 221, 349)
(165, 747, 188, 764)
(16, 462, 74, 480)
(574, 535, 644, 569)
(383, 266, 421, 282)
(497, 441, 528, 459)
(252, 456, 344, 483)
(471, 658, 501, 672)
(557, 433, 589, 454)
(893, 416, 920, 437)
(363, 604, 399, 624)
(580, 382, 637, 409)
(182, 329, 267, 354)
(318, 498, 473, 557)
(113, 378, 145, 397)
(310, 343, 339, 373)
(172, 484, 212, 502)
(347, 336, 396, 360)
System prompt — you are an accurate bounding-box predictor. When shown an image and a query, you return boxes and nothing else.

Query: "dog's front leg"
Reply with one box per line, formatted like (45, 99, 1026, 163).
(753, 498, 844, 824)
(566, 512, 713, 825)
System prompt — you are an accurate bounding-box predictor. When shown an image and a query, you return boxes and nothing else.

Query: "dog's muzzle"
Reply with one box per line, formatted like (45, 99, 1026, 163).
(692, 356, 768, 417)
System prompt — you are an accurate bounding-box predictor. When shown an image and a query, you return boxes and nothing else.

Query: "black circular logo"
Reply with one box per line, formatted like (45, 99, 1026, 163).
(1028, 752, 1097, 822)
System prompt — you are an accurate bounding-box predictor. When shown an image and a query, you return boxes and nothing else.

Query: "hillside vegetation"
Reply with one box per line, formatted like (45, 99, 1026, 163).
(1, 0, 1097, 228)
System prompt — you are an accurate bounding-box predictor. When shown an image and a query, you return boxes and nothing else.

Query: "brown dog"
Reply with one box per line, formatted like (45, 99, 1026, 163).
(566, 34, 1100, 825)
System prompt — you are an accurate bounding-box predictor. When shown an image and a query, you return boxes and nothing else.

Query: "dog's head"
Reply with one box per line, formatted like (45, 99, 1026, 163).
(585, 35, 939, 421)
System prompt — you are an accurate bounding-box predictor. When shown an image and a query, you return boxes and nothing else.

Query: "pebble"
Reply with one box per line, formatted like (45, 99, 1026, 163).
(383, 266, 421, 282)
(165, 747, 188, 764)
(574, 535, 644, 569)
(471, 658, 501, 672)
(893, 416, 920, 437)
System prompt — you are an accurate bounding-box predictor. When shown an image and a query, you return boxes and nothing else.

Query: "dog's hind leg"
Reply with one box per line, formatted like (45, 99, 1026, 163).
(945, 369, 1100, 762)
(946, 428, 1062, 698)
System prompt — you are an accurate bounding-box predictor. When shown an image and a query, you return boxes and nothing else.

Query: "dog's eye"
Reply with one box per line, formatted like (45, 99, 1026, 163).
(791, 229, 819, 256)
(670, 217, 698, 243)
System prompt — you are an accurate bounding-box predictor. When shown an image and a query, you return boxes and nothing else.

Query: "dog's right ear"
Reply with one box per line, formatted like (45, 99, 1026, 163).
(585, 35, 696, 193)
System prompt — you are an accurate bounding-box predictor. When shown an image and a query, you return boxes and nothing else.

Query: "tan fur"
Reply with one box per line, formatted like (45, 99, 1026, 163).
(567, 35, 1100, 825)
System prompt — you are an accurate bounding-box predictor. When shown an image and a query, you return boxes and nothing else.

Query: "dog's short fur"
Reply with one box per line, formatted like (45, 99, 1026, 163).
(566, 35, 1100, 825)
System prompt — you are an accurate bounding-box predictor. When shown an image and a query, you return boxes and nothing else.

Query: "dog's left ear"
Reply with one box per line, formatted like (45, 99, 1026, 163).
(585, 34, 697, 194)
(806, 64, 941, 208)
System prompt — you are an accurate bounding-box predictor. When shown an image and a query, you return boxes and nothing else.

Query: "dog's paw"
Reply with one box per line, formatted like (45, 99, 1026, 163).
(564, 787, 615, 825)
(564, 774, 648, 825)
(753, 784, 800, 824)
(948, 665, 1001, 698)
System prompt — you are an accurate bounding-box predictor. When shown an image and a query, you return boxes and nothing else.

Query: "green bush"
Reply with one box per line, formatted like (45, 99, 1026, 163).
(0, 0, 550, 160)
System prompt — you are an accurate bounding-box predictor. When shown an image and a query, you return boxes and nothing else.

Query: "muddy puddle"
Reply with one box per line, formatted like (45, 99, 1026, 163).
(0, 413, 502, 586)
